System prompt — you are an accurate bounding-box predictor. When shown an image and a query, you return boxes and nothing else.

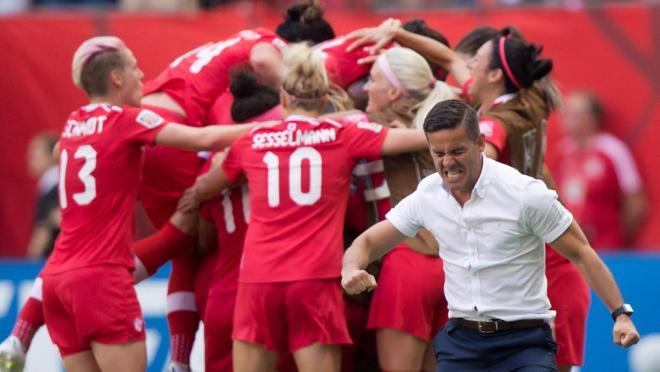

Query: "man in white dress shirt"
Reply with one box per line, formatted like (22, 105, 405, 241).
(342, 99, 640, 371)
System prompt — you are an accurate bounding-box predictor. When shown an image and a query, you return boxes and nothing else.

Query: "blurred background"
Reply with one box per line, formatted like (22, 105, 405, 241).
(0, 0, 658, 371)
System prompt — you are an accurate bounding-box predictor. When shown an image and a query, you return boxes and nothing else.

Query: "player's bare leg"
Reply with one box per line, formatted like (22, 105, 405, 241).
(233, 340, 278, 372)
(168, 209, 198, 236)
(558, 366, 573, 372)
(90, 341, 146, 372)
(62, 350, 102, 372)
(422, 339, 437, 372)
(293, 343, 341, 372)
(376, 328, 429, 372)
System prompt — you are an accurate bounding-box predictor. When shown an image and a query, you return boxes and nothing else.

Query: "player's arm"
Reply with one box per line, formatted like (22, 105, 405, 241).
(380, 128, 428, 155)
(250, 42, 285, 88)
(342, 220, 408, 295)
(52, 141, 60, 162)
(27, 224, 53, 258)
(154, 122, 256, 151)
(178, 151, 241, 212)
(550, 220, 640, 348)
(347, 20, 470, 86)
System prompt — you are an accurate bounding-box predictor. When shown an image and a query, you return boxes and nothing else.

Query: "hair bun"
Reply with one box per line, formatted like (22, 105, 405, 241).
(301, 3, 323, 24)
(285, 1, 323, 24)
(529, 59, 553, 81)
(230, 70, 260, 98)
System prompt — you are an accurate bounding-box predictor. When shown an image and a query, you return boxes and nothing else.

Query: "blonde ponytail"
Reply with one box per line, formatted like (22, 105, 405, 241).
(380, 47, 455, 128)
(282, 43, 329, 112)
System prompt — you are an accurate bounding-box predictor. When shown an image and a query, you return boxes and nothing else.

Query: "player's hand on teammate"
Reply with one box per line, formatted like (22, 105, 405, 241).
(346, 18, 401, 54)
(341, 268, 377, 295)
(613, 315, 640, 348)
(177, 187, 201, 213)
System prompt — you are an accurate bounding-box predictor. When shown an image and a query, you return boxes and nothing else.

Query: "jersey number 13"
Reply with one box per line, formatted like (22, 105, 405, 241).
(59, 145, 97, 209)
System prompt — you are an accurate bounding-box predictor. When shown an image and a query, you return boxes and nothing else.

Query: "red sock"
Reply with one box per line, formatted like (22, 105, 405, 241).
(12, 278, 45, 350)
(133, 222, 196, 280)
(166, 252, 200, 365)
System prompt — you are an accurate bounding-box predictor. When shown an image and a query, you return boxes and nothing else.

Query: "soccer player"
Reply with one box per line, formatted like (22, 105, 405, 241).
(134, 4, 334, 369)
(39, 36, 258, 372)
(200, 69, 282, 371)
(177, 44, 428, 372)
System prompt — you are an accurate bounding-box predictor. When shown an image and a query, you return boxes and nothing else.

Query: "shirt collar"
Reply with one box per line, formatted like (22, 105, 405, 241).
(492, 93, 517, 108)
(285, 114, 320, 126)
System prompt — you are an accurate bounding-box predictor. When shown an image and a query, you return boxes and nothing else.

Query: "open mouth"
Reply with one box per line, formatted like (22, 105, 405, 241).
(444, 169, 463, 182)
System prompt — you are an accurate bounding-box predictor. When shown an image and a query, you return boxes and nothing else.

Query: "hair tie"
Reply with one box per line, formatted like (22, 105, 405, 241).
(376, 54, 406, 93)
(498, 37, 521, 90)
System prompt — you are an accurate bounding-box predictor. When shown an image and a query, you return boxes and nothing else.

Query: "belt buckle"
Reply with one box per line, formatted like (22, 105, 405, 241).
(477, 321, 497, 334)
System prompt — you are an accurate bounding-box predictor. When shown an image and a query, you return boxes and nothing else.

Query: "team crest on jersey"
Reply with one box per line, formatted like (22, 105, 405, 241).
(479, 120, 495, 136)
(136, 109, 165, 129)
(357, 121, 382, 133)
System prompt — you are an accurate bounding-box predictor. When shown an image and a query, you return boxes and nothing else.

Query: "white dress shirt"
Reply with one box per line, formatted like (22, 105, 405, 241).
(386, 156, 573, 322)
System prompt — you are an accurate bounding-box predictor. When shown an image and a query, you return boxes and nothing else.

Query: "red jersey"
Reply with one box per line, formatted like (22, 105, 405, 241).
(342, 112, 392, 232)
(314, 36, 375, 90)
(143, 28, 287, 126)
(207, 90, 235, 125)
(201, 184, 250, 294)
(552, 132, 642, 249)
(45, 104, 166, 274)
(222, 115, 389, 283)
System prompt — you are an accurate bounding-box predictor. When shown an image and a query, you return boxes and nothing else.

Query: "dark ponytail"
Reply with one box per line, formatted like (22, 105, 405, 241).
(230, 69, 279, 123)
(275, 1, 335, 45)
(489, 28, 553, 93)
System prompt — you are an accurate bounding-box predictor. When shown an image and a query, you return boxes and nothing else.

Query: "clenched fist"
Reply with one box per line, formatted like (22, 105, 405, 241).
(613, 316, 640, 348)
(342, 269, 377, 295)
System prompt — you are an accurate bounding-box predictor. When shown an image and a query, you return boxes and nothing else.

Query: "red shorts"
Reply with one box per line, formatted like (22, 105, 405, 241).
(204, 288, 237, 371)
(232, 279, 352, 352)
(139, 105, 204, 229)
(547, 261, 590, 366)
(42, 265, 145, 356)
(368, 246, 447, 341)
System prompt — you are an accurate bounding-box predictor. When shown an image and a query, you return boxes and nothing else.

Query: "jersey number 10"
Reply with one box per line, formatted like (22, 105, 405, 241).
(262, 147, 322, 207)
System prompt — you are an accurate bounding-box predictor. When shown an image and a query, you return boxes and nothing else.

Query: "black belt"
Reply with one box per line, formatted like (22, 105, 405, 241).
(455, 318, 546, 334)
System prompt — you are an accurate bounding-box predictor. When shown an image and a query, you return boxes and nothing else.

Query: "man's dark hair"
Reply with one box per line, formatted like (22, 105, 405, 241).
(229, 69, 279, 122)
(402, 19, 450, 81)
(276, 1, 335, 45)
(455, 26, 499, 57)
(80, 50, 125, 97)
(423, 99, 479, 141)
